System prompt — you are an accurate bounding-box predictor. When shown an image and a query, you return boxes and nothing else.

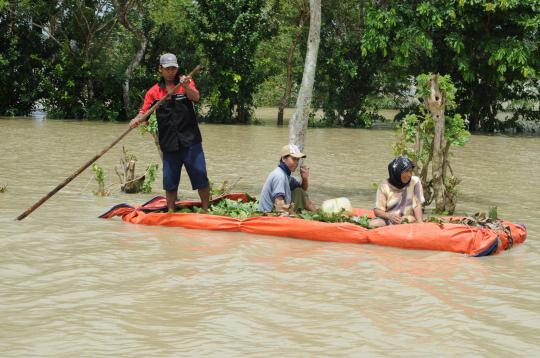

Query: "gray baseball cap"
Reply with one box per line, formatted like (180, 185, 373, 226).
(160, 53, 178, 68)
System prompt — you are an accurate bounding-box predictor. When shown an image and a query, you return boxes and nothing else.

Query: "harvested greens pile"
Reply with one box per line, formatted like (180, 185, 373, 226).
(297, 210, 371, 228)
(208, 198, 261, 219)
(183, 198, 371, 228)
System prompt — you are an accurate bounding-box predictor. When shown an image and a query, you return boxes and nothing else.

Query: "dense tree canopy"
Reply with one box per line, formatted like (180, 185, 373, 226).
(192, 0, 277, 123)
(0, 2, 51, 116)
(0, 0, 538, 131)
(361, 0, 540, 131)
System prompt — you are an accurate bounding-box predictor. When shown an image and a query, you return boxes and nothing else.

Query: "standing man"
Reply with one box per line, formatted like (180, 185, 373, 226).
(129, 53, 210, 212)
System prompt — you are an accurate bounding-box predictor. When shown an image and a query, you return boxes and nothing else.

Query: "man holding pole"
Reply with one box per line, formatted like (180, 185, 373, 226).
(129, 53, 210, 212)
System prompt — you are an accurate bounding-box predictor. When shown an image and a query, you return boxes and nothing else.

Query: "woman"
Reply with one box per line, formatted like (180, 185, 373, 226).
(369, 156, 425, 228)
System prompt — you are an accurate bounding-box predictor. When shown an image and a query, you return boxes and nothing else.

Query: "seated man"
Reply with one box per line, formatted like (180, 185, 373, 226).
(258, 144, 315, 213)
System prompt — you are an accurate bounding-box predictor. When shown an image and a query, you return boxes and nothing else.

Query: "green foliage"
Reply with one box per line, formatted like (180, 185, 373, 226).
(393, 73, 470, 211)
(183, 195, 371, 228)
(140, 113, 158, 134)
(253, 73, 299, 107)
(39, 1, 125, 120)
(2, 0, 538, 132)
(141, 163, 159, 193)
(91, 164, 109, 196)
(445, 113, 470, 146)
(394, 74, 469, 165)
(209, 179, 242, 199)
(0, 7, 51, 115)
(313, 0, 385, 128)
(192, 0, 278, 123)
(361, 0, 540, 132)
(504, 78, 540, 132)
(309, 111, 385, 128)
(393, 111, 431, 167)
(416, 74, 457, 109)
(208, 198, 261, 219)
(252, 0, 307, 108)
(488, 206, 498, 220)
(298, 210, 371, 229)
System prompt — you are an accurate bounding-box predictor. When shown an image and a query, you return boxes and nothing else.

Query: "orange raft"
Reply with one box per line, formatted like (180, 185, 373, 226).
(100, 193, 527, 257)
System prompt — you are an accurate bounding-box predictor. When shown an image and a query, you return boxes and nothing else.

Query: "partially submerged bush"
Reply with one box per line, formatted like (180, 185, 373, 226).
(91, 164, 110, 196)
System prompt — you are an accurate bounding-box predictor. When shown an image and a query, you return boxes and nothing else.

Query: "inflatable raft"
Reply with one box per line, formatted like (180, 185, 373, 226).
(100, 193, 527, 256)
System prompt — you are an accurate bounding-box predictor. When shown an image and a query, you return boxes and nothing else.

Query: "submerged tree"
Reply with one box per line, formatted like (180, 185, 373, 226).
(393, 74, 470, 214)
(114, 146, 158, 193)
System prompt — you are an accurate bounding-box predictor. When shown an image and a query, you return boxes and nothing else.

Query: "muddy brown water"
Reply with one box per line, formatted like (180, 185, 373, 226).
(1, 117, 539, 356)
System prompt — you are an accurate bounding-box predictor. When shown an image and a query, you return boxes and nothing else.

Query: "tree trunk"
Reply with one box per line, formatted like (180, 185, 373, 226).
(288, 0, 321, 151)
(113, 0, 148, 118)
(84, 37, 95, 102)
(277, 6, 308, 126)
(85, 76, 95, 102)
(237, 104, 249, 124)
(426, 74, 446, 213)
(419, 136, 434, 206)
(122, 37, 147, 116)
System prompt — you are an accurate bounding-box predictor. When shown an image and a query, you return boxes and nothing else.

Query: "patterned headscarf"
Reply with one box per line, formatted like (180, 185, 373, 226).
(388, 156, 415, 189)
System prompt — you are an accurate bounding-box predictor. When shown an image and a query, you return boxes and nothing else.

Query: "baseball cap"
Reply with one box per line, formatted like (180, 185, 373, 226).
(160, 53, 179, 68)
(280, 144, 306, 158)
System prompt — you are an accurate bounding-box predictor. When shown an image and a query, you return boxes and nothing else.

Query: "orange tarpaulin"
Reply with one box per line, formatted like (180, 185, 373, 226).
(100, 193, 526, 256)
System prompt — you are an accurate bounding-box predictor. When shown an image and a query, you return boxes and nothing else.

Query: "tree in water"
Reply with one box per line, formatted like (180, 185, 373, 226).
(289, 0, 321, 150)
(393, 74, 470, 214)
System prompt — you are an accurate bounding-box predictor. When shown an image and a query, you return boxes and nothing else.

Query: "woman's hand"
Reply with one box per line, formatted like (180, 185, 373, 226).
(387, 212, 403, 224)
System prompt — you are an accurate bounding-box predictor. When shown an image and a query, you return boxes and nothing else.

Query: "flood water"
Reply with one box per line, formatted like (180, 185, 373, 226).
(1, 117, 539, 356)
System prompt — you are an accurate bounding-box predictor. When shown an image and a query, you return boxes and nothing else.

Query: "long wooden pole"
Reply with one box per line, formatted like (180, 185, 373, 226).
(16, 65, 203, 221)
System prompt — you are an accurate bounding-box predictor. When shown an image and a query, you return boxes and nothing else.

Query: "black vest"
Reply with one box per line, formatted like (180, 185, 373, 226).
(155, 85, 202, 152)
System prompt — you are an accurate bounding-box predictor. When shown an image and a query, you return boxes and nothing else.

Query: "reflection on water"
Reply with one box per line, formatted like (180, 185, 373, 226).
(1, 118, 539, 356)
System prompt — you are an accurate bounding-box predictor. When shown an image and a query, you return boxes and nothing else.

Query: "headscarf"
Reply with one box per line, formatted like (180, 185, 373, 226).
(387, 156, 415, 189)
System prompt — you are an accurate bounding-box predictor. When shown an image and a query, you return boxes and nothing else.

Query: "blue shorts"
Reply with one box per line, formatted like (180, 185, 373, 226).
(162, 142, 209, 191)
